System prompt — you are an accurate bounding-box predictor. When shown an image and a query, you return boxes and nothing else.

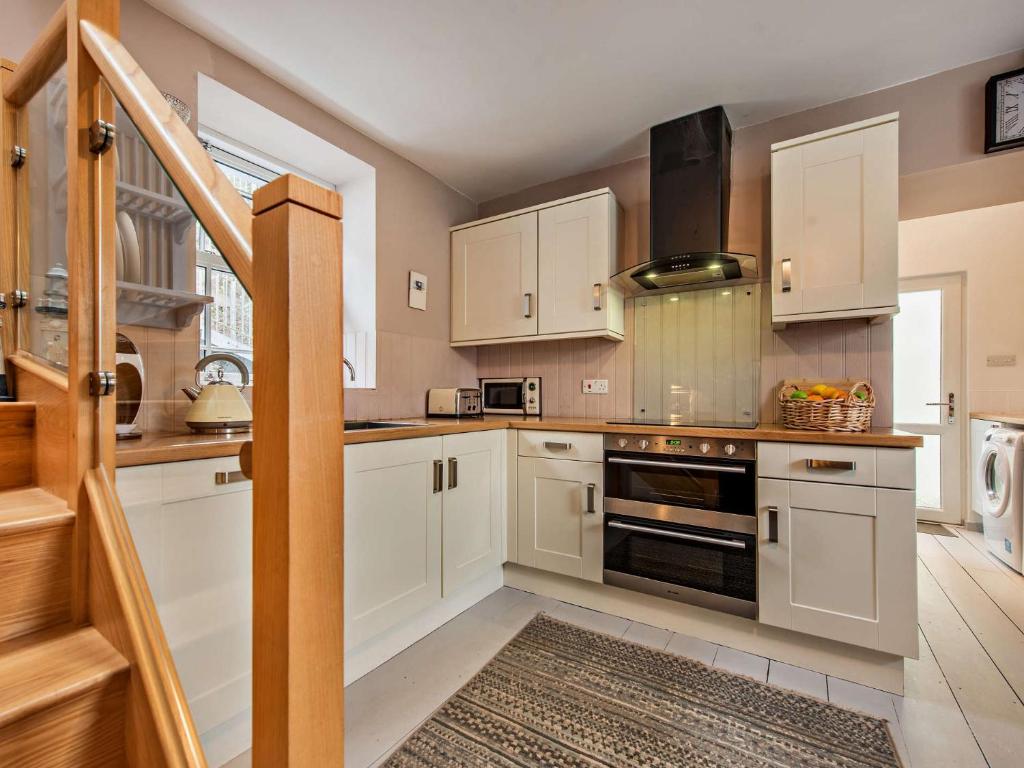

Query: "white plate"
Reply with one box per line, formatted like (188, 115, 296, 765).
(117, 211, 141, 283)
(114, 214, 125, 280)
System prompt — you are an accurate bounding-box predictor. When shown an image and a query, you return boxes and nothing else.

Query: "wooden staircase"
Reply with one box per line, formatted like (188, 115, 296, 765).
(0, 402, 131, 766)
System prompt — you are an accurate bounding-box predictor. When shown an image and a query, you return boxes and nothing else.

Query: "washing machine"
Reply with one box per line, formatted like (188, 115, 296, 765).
(976, 426, 1024, 573)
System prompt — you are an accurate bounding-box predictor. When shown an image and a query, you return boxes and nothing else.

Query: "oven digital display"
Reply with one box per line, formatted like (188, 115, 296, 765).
(665, 439, 682, 446)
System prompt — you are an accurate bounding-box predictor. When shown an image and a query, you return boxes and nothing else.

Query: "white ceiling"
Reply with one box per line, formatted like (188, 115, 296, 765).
(145, 0, 1024, 202)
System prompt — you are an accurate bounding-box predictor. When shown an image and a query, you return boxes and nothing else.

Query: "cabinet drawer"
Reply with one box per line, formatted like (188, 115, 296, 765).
(162, 456, 251, 503)
(758, 442, 875, 486)
(518, 430, 603, 462)
(758, 442, 914, 489)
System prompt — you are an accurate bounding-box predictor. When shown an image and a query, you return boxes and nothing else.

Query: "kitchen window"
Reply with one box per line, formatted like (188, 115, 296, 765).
(195, 141, 336, 383)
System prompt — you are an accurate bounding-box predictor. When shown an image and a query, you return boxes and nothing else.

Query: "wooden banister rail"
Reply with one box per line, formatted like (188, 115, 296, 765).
(78, 19, 254, 293)
(2, 2, 67, 106)
(251, 174, 345, 766)
(86, 466, 206, 768)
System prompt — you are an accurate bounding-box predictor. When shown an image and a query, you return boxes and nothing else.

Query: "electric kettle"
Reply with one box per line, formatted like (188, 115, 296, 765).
(181, 353, 253, 434)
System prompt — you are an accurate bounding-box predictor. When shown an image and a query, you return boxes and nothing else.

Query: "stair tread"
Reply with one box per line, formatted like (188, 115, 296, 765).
(0, 626, 128, 730)
(0, 488, 72, 532)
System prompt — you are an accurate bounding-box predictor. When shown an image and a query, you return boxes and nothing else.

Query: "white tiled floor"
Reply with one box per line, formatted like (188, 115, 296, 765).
(226, 526, 1024, 768)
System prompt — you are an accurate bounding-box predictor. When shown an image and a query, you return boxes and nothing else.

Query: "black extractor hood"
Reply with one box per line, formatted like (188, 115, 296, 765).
(613, 106, 756, 296)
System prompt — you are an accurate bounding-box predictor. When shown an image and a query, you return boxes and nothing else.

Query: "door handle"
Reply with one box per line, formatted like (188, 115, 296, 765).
(593, 283, 602, 311)
(766, 505, 779, 543)
(523, 292, 533, 318)
(781, 258, 792, 293)
(448, 457, 458, 490)
(432, 460, 443, 494)
(607, 520, 746, 549)
(585, 483, 596, 514)
(925, 392, 955, 424)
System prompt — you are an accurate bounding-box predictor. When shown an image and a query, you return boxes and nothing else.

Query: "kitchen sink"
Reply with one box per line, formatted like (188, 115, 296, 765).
(343, 420, 425, 431)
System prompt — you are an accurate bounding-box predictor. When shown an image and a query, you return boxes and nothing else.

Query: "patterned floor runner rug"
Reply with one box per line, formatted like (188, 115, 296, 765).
(384, 613, 903, 767)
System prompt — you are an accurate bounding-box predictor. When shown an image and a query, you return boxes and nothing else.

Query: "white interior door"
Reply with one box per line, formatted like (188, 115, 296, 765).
(893, 274, 964, 524)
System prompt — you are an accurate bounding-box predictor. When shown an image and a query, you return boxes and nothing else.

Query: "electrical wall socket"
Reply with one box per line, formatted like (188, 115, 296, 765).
(582, 379, 609, 394)
(987, 354, 1017, 368)
(408, 271, 427, 311)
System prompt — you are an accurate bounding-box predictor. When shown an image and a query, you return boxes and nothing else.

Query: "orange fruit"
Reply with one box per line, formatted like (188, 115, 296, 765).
(832, 390, 849, 400)
(806, 394, 824, 402)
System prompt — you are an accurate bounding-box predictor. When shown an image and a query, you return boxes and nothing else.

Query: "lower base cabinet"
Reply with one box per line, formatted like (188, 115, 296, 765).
(117, 457, 253, 768)
(517, 455, 604, 582)
(344, 430, 503, 651)
(756, 443, 918, 658)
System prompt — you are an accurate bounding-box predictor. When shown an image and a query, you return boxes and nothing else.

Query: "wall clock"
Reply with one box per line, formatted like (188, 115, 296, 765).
(985, 65, 1024, 153)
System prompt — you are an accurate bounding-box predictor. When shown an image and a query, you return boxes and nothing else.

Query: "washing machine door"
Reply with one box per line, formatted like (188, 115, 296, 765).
(978, 439, 1011, 519)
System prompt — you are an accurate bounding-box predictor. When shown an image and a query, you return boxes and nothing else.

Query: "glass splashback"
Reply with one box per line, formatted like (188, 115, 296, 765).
(632, 284, 761, 426)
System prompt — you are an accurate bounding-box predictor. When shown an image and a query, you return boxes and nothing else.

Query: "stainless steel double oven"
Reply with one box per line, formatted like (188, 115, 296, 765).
(602, 434, 757, 618)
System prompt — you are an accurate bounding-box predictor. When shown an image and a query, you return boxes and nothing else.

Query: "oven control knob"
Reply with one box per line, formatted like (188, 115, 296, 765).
(528, 397, 536, 404)
(699, 442, 711, 454)
(724, 443, 737, 456)
(638, 439, 650, 450)
(617, 438, 628, 449)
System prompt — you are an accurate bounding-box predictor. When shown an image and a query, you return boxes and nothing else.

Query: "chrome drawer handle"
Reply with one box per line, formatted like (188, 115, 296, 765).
(607, 456, 747, 473)
(433, 460, 443, 494)
(781, 258, 792, 293)
(607, 520, 746, 550)
(593, 283, 602, 311)
(585, 482, 596, 514)
(805, 459, 856, 471)
(214, 470, 248, 485)
(448, 457, 458, 490)
(523, 292, 533, 318)
(544, 441, 573, 451)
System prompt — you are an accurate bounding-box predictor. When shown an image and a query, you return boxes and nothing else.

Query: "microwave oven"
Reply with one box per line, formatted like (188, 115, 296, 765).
(479, 377, 541, 416)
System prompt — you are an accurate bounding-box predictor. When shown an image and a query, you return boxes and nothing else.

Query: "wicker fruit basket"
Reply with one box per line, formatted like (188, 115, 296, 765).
(778, 379, 875, 432)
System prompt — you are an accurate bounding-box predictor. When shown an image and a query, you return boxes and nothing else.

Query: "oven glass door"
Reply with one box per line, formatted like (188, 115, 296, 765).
(483, 381, 524, 411)
(604, 453, 754, 516)
(604, 515, 756, 602)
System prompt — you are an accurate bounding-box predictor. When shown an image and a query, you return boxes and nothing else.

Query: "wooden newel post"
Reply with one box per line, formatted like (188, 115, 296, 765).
(251, 175, 345, 766)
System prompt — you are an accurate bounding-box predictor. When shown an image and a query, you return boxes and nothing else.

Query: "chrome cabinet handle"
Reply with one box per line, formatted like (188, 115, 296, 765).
(607, 456, 748, 474)
(766, 505, 779, 543)
(433, 460, 443, 494)
(781, 258, 792, 293)
(607, 520, 746, 550)
(925, 392, 956, 424)
(805, 459, 856, 472)
(214, 470, 248, 485)
(448, 457, 458, 490)
(523, 292, 533, 318)
(585, 483, 596, 514)
(593, 283, 602, 311)
(544, 441, 573, 451)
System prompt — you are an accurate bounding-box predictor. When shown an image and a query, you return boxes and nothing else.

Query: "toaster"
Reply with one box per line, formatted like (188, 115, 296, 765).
(427, 387, 482, 418)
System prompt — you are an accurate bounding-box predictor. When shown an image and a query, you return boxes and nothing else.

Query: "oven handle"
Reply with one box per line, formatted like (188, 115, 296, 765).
(607, 520, 747, 550)
(606, 456, 748, 474)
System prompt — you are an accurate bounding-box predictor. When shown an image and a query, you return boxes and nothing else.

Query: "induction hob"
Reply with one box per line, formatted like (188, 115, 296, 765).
(605, 418, 757, 429)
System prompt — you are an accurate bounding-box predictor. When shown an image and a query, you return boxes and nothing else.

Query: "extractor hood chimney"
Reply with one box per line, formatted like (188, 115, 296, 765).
(613, 106, 756, 295)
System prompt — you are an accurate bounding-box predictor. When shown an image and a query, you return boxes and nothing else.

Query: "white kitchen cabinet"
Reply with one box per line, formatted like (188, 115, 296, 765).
(442, 430, 503, 595)
(450, 189, 623, 346)
(517, 456, 603, 582)
(344, 437, 443, 650)
(757, 442, 917, 658)
(771, 114, 899, 326)
(451, 212, 538, 343)
(117, 457, 253, 768)
(538, 193, 623, 337)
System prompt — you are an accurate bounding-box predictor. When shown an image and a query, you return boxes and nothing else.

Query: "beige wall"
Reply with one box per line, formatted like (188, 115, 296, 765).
(900, 201, 1024, 416)
(479, 48, 1024, 425)
(3, 0, 478, 427)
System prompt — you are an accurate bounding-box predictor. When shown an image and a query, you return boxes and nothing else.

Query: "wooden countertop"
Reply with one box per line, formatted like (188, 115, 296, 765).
(971, 411, 1024, 428)
(118, 416, 921, 466)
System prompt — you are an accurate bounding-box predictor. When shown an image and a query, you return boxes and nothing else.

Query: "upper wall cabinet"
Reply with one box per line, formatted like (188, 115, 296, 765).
(771, 114, 899, 327)
(451, 189, 624, 346)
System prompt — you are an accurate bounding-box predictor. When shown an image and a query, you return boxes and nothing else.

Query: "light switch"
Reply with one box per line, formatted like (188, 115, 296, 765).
(582, 379, 609, 394)
(408, 271, 427, 311)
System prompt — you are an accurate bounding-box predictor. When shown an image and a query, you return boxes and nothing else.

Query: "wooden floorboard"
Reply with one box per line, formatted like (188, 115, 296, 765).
(917, 543, 1024, 768)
